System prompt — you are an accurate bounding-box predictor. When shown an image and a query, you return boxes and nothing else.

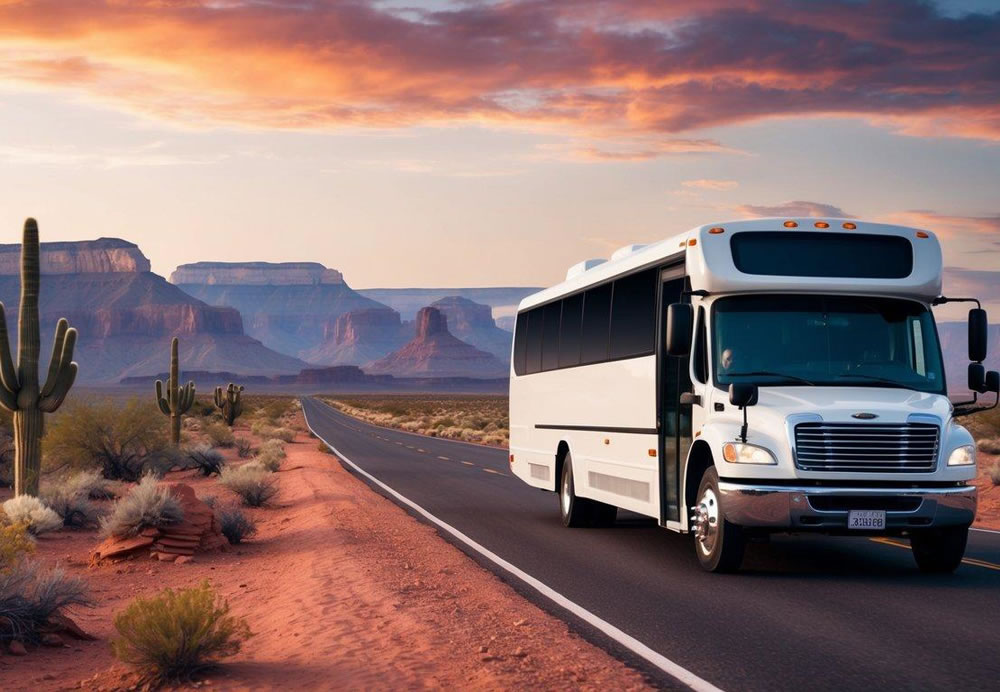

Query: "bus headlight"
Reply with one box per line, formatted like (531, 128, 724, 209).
(722, 442, 777, 465)
(947, 445, 976, 466)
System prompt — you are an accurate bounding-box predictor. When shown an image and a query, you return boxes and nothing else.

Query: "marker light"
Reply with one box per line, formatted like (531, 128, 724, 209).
(648, 449, 657, 457)
(783, 220, 798, 228)
(842, 222, 857, 229)
(814, 221, 829, 228)
(722, 442, 777, 465)
(708, 227, 725, 234)
(947, 445, 976, 466)
(916, 231, 929, 238)
(688, 238, 697, 246)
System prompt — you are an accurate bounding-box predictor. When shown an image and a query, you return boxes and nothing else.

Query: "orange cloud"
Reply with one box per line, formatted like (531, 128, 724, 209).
(881, 211, 1000, 238)
(0, 0, 996, 144)
(682, 179, 738, 190)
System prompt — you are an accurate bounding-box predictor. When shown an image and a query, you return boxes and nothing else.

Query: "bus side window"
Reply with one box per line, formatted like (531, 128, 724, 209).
(559, 293, 583, 368)
(526, 308, 544, 374)
(610, 268, 657, 359)
(580, 283, 613, 364)
(692, 306, 708, 384)
(513, 312, 528, 376)
(541, 301, 562, 371)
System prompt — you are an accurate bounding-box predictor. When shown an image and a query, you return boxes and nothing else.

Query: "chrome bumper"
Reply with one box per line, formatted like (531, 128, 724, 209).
(718, 481, 977, 531)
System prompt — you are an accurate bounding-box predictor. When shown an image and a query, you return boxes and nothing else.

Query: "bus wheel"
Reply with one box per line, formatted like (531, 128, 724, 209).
(560, 454, 591, 527)
(910, 526, 968, 574)
(691, 467, 745, 573)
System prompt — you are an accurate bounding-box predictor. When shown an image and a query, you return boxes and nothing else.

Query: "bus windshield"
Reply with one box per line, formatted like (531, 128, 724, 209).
(711, 295, 946, 394)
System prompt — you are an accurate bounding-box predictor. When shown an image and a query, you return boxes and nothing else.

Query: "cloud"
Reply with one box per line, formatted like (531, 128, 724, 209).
(880, 210, 1000, 238)
(735, 200, 853, 218)
(0, 0, 996, 144)
(0, 142, 225, 168)
(682, 179, 738, 190)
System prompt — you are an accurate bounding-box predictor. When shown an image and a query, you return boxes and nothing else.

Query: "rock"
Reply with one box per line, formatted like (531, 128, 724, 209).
(44, 614, 97, 641)
(302, 308, 408, 366)
(477, 645, 488, 654)
(90, 533, 157, 565)
(430, 296, 513, 362)
(170, 261, 344, 286)
(0, 237, 150, 275)
(175, 555, 194, 565)
(7, 641, 26, 656)
(41, 633, 63, 647)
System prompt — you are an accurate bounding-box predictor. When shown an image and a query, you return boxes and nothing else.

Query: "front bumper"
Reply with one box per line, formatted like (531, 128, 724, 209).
(718, 481, 976, 532)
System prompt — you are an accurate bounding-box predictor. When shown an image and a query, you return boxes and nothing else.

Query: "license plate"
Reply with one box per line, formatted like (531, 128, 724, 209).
(847, 510, 886, 530)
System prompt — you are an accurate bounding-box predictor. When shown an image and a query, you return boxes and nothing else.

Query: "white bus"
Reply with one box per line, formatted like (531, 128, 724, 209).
(508, 218, 998, 573)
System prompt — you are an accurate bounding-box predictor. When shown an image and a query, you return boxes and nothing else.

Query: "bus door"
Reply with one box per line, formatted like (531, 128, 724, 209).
(657, 268, 693, 526)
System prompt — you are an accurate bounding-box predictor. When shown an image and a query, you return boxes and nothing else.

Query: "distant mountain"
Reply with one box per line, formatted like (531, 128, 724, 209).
(171, 261, 386, 359)
(356, 287, 538, 324)
(365, 307, 508, 378)
(0, 239, 306, 383)
(429, 296, 512, 363)
(301, 307, 409, 366)
(938, 321, 1000, 393)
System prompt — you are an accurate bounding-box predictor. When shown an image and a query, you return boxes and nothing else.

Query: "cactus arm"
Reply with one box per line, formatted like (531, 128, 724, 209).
(0, 303, 18, 400)
(38, 361, 76, 413)
(154, 380, 171, 416)
(41, 321, 74, 398)
(214, 386, 223, 409)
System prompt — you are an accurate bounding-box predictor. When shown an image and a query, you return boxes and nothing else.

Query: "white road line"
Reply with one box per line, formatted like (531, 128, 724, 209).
(302, 399, 723, 692)
(972, 527, 1000, 535)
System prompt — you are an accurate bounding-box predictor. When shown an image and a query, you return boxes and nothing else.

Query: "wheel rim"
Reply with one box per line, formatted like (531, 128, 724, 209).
(561, 468, 572, 516)
(692, 486, 720, 557)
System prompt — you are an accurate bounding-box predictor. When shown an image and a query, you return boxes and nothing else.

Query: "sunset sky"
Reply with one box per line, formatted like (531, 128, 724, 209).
(0, 0, 997, 313)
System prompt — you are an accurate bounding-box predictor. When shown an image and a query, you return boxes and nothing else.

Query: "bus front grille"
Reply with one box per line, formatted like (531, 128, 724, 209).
(793, 422, 939, 473)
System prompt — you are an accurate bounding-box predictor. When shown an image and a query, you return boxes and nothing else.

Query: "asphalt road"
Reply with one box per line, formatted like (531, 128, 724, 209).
(302, 397, 1000, 691)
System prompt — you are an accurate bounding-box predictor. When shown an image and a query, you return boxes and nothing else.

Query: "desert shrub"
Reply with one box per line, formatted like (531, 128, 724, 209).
(199, 495, 217, 509)
(99, 475, 184, 539)
(61, 469, 121, 500)
(234, 437, 254, 459)
(978, 438, 1000, 455)
(219, 507, 257, 545)
(40, 484, 101, 528)
(269, 427, 296, 443)
(252, 439, 286, 472)
(989, 460, 1000, 486)
(204, 423, 235, 449)
(111, 581, 252, 682)
(45, 399, 171, 482)
(317, 441, 334, 455)
(0, 561, 90, 644)
(184, 444, 226, 477)
(0, 523, 35, 571)
(219, 466, 278, 508)
(1, 496, 63, 535)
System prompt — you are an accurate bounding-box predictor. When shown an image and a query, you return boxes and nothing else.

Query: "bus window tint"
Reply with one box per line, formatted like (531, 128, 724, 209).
(580, 283, 612, 364)
(610, 269, 657, 359)
(525, 308, 544, 374)
(513, 312, 528, 375)
(541, 301, 562, 371)
(559, 293, 583, 367)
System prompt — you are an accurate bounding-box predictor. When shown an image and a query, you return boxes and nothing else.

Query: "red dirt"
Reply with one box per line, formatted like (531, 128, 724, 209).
(0, 414, 652, 691)
(973, 450, 1000, 531)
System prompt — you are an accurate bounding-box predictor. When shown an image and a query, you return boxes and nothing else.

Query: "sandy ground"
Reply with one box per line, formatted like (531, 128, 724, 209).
(973, 450, 1000, 531)
(0, 414, 653, 691)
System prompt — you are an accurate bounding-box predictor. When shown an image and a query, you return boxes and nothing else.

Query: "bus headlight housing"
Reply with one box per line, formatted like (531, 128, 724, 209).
(722, 442, 777, 465)
(947, 445, 976, 466)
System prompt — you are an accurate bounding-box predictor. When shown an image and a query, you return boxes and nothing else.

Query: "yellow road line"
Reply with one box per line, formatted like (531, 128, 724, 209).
(417, 449, 426, 453)
(437, 456, 450, 461)
(482, 468, 507, 476)
(870, 537, 1000, 572)
(461, 461, 475, 466)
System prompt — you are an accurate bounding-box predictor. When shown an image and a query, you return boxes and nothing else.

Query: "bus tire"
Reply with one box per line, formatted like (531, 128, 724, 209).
(559, 454, 592, 527)
(692, 467, 745, 573)
(910, 526, 968, 574)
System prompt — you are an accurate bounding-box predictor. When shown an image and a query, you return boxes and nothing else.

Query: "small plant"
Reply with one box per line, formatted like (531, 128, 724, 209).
(253, 439, 286, 472)
(989, 460, 1000, 486)
(978, 438, 1000, 455)
(184, 443, 226, 477)
(0, 561, 90, 644)
(203, 422, 235, 449)
(219, 466, 278, 507)
(317, 441, 334, 455)
(0, 522, 35, 570)
(1, 495, 63, 535)
(270, 427, 296, 443)
(100, 475, 184, 539)
(111, 581, 251, 683)
(40, 484, 101, 528)
(62, 469, 121, 500)
(218, 506, 257, 545)
(154, 337, 196, 446)
(234, 437, 254, 459)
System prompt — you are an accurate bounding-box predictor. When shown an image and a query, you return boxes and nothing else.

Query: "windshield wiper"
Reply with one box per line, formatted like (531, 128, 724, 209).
(834, 373, 907, 389)
(725, 371, 815, 386)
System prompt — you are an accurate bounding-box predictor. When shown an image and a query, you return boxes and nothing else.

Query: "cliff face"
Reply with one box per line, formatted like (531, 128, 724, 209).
(0, 239, 306, 382)
(172, 261, 386, 358)
(429, 296, 513, 362)
(365, 307, 507, 378)
(301, 308, 408, 366)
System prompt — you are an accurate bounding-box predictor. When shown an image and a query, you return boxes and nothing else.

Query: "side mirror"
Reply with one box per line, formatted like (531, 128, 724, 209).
(969, 308, 988, 362)
(729, 383, 759, 408)
(665, 303, 693, 356)
(987, 370, 1000, 394)
(969, 363, 986, 393)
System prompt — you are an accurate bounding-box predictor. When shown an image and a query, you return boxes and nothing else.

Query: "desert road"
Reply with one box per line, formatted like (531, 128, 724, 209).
(302, 397, 1000, 692)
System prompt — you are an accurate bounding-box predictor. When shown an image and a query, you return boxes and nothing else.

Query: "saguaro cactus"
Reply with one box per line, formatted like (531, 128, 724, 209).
(214, 382, 244, 426)
(0, 219, 78, 496)
(154, 337, 195, 445)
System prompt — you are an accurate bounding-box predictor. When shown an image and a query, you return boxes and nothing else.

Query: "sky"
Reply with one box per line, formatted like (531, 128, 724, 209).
(0, 0, 997, 316)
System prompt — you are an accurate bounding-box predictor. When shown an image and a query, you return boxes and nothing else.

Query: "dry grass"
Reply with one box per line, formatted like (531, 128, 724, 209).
(324, 395, 508, 447)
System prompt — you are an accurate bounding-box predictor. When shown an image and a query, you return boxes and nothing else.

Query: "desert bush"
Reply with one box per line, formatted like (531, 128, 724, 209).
(317, 441, 334, 455)
(252, 439, 286, 472)
(219, 506, 257, 545)
(184, 444, 226, 477)
(45, 399, 171, 482)
(0, 522, 35, 571)
(989, 460, 1000, 486)
(269, 427, 296, 443)
(204, 423, 235, 449)
(234, 437, 254, 459)
(1, 496, 63, 535)
(99, 475, 184, 539)
(978, 438, 1000, 455)
(40, 484, 101, 528)
(0, 561, 90, 644)
(61, 469, 121, 500)
(219, 466, 278, 508)
(111, 581, 252, 682)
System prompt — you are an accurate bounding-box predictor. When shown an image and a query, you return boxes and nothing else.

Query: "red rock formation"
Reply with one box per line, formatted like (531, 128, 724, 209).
(0, 237, 150, 274)
(430, 296, 512, 362)
(302, 307, 408, 365)
(171, 261, 344, 286)
(365, 307, 508, 378)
